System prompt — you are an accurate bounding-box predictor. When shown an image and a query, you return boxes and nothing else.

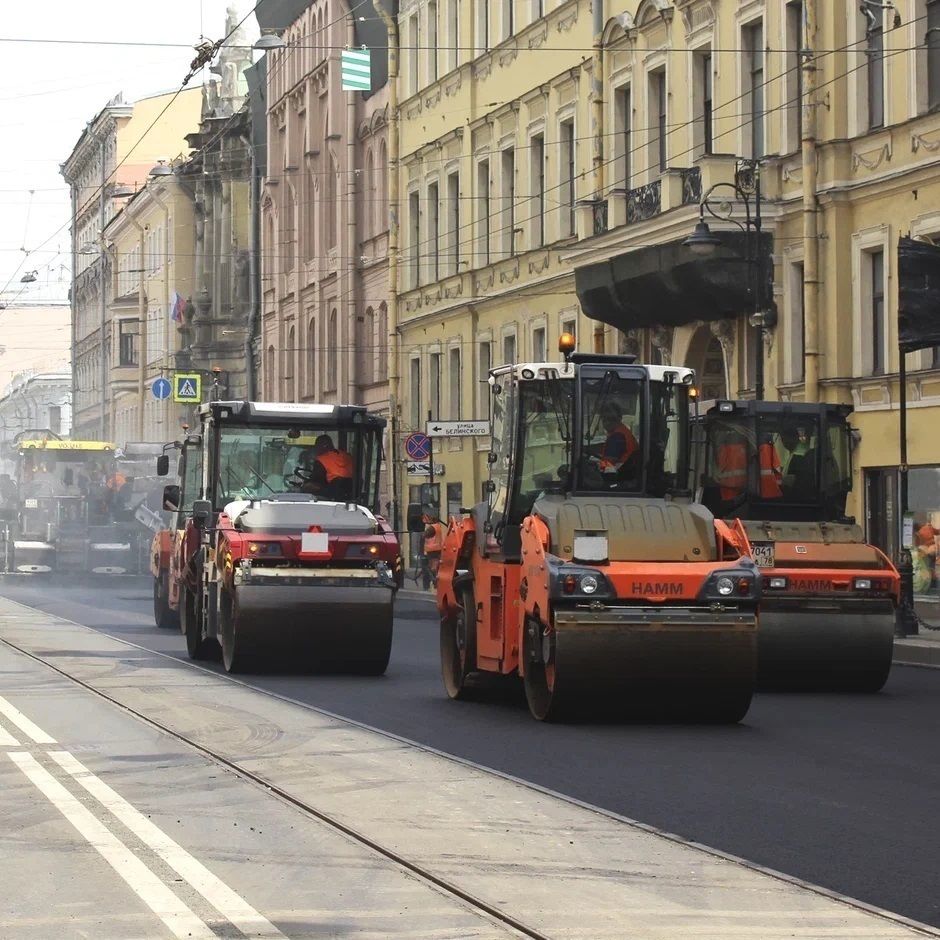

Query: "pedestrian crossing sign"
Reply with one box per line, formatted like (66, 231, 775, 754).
(173, 372, 202, 403)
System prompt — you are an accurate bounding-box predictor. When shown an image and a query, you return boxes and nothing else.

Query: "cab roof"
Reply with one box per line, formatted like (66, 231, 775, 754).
(489, 360, 694, 384)
(200, 400, 386, 429)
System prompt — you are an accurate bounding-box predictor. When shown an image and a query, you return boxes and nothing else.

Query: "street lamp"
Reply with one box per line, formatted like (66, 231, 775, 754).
(253, 32, 286, 51)
(149, 161, 173, 178)
(682, 158, 771, 400)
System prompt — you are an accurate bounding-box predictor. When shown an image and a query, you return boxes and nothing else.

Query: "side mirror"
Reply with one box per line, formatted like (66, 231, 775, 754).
(156, 455, 170, 476)
(483, 479, 496, 494)
(163, 484, 181, 511)
(192, 499, 212, 526)
(406, 502, 425, 533)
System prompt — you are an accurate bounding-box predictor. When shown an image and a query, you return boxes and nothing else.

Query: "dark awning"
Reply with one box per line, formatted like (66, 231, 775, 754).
(898, 236, 940, 353)
(574, 231, 775, 331)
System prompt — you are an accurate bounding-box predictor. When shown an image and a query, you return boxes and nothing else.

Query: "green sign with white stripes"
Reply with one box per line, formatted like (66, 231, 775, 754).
(341, 48, 371, 92)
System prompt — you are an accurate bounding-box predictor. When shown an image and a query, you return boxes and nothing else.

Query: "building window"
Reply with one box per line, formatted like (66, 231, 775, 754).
(377, 304, 388, 381)
(428, 1, 438, 83)
(503, 0, 513, 39)
(428, 181, 440, 282)
(559, 118, 575, 238)
(265, 345, 275, 399)
(49, 405, 62, 435)
(561, 317, 577, 345)
(787, 1, 804, 151)
(530, 132, 545, 248)
(502, 331, 516, 365)
(429, 351, 441, 418)
(410, 358, 422, 428)
(118, 320, 138, 367)
(479, 341, 492, 417)
(446, 482, 463, 520)
(446, 171, 460, 275)
(327, 309, 338, 390)
(446, 0, 459, 72)
(476, 159, 490, 267)
(284, 326, 296, 401)
(930, 0, 940, 110)
(789, 261, 805, 383)
(409, 190, 421, 288)
(615, 85, 632, 188)
(449, 347, 461, 419)
(306, 317, 317, 396)
(867, 12, 884, 129)
(593, 325, 605, 354)
(744, 21, 764, 158)
(871, 249, 886, 375)
(476, 0, 489, 55)
(409, 14, 419, 94)
(697, 51, 713, 156)
(501, 147, 515, 257)
(649, 68, 667, 174)
(532, 326, 546, 361)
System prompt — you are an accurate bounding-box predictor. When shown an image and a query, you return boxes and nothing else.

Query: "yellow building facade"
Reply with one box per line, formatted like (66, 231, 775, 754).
(393, 0, 940, 581)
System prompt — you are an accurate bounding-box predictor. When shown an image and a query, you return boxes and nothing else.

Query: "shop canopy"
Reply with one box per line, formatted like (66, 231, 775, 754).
(574, 231, 775, 332)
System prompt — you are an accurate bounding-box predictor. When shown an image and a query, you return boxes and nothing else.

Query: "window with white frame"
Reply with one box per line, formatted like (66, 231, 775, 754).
(648, 68, 667, 174)
(327, 309, 338, 390)
(502, 330, 517, 365)
(866, 10, 885, 129)
(410, 357, 422, 428)
(561, 316, 577, 345)
(446, 170, 460, 275)
(532, 325, 546, 361)
(409, 189, 421, 288)
(446, 0, 459, 73)
(786, 1, 804, 153)
(743, 20, 765, 158)
(853, 233, 890, 378)
(478, 340, 492, 417)
(788, 260, 805, 383)
(476, 159, 490, 267)
(409, 13, 419, 95)
(530, 132, 545, 247)
(503, 0, 513, 40)
(692, 49, 713, 158)
(870, 249, 886, 375)
(449, 347, 461, 419)
(428, 1, 438, 84)
(428, 181, 440, 282)
(615, 85, 632, 188)
(476, 0, 489, 55)
(501, 146, 516, 257)
(559, 118, 575, 238)
(429, 351, 442, 418)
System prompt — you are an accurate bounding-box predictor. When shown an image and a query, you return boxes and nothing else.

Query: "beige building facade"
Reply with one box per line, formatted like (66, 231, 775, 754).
(392, 0, 940, 575)
(61, 88, 203, 443)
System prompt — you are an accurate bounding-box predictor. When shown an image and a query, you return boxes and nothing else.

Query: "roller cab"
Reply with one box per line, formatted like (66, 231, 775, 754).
(436, 343, 759, 722)
(166, 401, 399, 674)
(694, 399, 898, 691)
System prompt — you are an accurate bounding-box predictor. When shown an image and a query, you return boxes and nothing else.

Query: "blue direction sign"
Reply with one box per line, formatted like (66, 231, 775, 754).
(404, 432, 431, 461)
(151, 377, 171, 401)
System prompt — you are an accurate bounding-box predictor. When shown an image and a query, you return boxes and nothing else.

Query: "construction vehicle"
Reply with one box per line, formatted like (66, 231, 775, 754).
(156, 401, 400, 673)
(2, 436, 135, 574)
(432, 336, 760, 722)
(693, 399, 898, 691)
(114, 442, 173, 571)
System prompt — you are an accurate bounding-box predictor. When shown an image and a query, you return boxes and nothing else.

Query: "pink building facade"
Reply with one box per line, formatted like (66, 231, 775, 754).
(261, 1, 390, 424)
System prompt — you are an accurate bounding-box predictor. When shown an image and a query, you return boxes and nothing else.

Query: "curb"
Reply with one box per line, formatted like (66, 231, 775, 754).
(893, 637, 940, 668)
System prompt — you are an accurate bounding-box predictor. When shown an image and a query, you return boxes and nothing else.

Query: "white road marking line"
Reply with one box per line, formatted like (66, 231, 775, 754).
(0, 694, 55, 744)
(8, 752, 215, 940)
(0, 724, 20, 746)
(48, 750, 286, 939)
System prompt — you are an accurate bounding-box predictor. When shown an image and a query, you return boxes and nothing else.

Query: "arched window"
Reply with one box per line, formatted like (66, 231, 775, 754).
(326, 155, 338, 248)
(361, 307, 375, 384)
(284, 326, 296, 401)
(377, 140, 388, 233)
(365, 148, 375, 238)
(306, 316, 317, 397)
(377, 302, 388, 381)
(265, 344, 275, 399)
(327, 308, 338, 390)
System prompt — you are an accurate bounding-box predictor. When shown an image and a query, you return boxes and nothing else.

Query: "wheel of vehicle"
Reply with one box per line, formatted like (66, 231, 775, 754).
(153, 572, 179, 630)
(349, 613, 393, 676)
(220, 587, 250, 674)
(695, 687, 754, 724)
(522, 615, 564, 721)
(441, 586, 476, 699)
(181, 585, 210, 660)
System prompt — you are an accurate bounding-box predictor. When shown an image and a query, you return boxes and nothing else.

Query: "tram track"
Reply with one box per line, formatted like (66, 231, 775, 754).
(1, 591, 938, 938)
(0, 630, 550, 940)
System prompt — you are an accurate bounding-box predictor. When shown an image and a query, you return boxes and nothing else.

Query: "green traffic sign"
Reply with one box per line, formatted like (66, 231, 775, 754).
(173, 372, 202, 403)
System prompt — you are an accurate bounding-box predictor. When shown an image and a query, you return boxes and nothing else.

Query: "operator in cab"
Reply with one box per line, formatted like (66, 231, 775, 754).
(422, 511, 445, 589)
(298, 434, 354, 500)
(594, 402, 639, 474)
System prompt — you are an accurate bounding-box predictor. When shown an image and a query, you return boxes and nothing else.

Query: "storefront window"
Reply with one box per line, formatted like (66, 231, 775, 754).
(908, 466, 940, 625)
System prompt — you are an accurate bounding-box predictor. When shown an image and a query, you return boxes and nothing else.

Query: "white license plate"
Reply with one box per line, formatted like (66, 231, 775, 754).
(752, 542, 775, 568)
(24, 498, 38, 509)
(301, 532, 329, 554)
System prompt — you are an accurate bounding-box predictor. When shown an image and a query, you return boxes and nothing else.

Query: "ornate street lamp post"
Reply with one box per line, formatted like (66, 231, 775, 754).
(682, 159, 775, 401)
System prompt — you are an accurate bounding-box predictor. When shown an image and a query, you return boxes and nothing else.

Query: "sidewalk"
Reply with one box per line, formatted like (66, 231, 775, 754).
(399, 587, 940, 668)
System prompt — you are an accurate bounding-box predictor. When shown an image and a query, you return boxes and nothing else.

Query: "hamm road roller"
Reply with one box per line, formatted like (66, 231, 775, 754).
(159, 401, 401, 674)
(694, 398, 898, 691)
(433, 336, 760, 722)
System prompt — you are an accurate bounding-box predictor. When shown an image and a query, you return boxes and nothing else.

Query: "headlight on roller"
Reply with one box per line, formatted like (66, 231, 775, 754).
(716, 576, 735, 596)
(580, 574, 599, 595)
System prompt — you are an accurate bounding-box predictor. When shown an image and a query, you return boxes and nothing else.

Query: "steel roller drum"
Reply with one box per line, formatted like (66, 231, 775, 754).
(223, 581, 394, 674)
(545, 607, 757, 721)
(757, 598, 895, 692)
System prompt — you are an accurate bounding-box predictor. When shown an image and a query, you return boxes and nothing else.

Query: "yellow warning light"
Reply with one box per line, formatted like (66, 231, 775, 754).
(248, 543, 260, 554)
(689, 387, 699, 399)
(369, 545, 379, 555)
(558, 332, 576, 355)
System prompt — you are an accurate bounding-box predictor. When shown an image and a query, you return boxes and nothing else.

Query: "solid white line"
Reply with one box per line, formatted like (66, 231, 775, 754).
(0, 724, 19, 746)
(8, 752, 215, 940)
(48, 750, 286, 939)
(0, 694, 55, 743)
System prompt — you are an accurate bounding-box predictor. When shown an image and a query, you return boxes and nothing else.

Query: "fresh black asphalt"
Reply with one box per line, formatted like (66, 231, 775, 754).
(2, 575, 938, 928)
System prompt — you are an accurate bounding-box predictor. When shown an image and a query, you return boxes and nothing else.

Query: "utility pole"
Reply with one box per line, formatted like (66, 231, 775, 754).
(802, 0, 821, 401)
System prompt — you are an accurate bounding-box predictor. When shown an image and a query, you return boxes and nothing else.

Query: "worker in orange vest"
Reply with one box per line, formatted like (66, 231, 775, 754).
(597, 403, 639, 473)
(715, 431, 748, 502)
(422, 512, 445, 588)
(758, 435, 783, 499)
(299, 434, 355, 499)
